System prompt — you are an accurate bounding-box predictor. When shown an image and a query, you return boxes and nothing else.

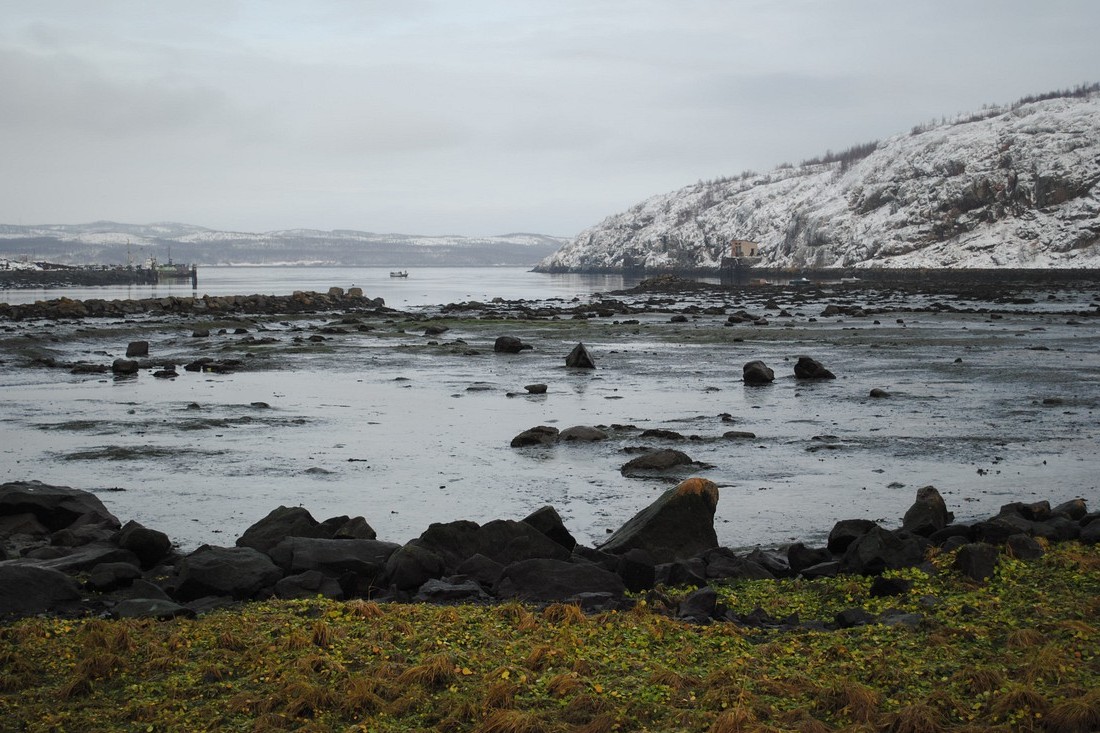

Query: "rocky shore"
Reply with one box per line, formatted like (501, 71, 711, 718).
(2, 479, 1095, 626)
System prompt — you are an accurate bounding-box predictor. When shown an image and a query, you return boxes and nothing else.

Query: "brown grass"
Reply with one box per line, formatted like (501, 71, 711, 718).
(525, 644, 559, 671)
(217, 628, 248, 651)
(482, 679, 520, 710)
(881, 702, 945, 733)
(476, 708, 556, 733)
(280, 679, 335, 718)
(991, 682, 1050, 719)
(340, 675, 385, 715)
(708, 707, 760, 733)
(396, 652, 457, 687)
(817, 679, 881, 724)
(953, 666, 1006, 695)
(648, 666, 702, 690)
(543, 603, 587, 626)
(546, 671, 584, 698)
(1044, 690, 1100, 733)
(1006, 627, 1047, 649)
(345, 599, 385, 618)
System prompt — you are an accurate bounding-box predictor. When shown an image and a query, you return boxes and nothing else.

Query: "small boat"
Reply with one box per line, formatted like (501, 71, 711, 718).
(389, 270, 408, 278)
(788, 277, 812, 286)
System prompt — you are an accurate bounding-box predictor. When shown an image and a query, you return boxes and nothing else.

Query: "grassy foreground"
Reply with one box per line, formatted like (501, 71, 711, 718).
(1, 544, 1097, 733)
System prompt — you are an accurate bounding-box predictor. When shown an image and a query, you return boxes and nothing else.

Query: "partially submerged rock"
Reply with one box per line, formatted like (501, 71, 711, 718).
(742, 360, 774, 385)
(565, 342, 596, 368)
(599, 477, 720, 563)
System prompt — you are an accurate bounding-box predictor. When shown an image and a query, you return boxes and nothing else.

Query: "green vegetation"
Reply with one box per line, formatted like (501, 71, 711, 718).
(2, 543, 1097, 732)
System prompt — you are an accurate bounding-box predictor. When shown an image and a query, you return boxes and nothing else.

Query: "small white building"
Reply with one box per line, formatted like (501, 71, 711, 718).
(730, 239, 759, 258)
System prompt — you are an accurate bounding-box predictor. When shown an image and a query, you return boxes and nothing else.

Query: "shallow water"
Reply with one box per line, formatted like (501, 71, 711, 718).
(1, 274, 1098, 552)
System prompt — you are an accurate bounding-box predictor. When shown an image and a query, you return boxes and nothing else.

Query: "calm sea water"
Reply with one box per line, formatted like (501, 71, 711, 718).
(0, 266, 655, 307)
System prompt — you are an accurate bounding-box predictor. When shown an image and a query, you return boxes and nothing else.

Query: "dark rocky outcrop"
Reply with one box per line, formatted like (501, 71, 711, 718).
(236, 506, 332, 553)
(0, 564, 82, 617)
(742, 360, 774, 385)
(953, 542, 1000, 581)
(839, 526, 928, 576)
(793, 356, 836, 380)
(410, 519, 572, 573)
(115, 520, 173, 569)
(558, 426, 609, 442)
(620, 449, 695, 475)
(901, 485, 955, 536)
(510, 426, 560, 447)
(522, 506, 577, 551)
(126, 341, 149, 357)
(0, 481, 120, 533)
(565, 343, 596, 368)
(174, 545, 283, 602)
(494, 558, 626, 602)
(599, 477, 719, 563)
(493, 336, 531, 354)
(827, 518, 879, 554)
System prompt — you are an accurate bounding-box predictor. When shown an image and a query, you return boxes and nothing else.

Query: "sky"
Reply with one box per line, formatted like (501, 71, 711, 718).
(1, 1, 1098, 237)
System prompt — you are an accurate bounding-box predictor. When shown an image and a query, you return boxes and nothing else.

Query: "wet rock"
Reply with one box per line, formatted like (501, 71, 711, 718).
(495, 558, 626, 602)
(793, 356, 836, 380)
(85, 561, 143, 592)
(786, 542, 832, 574)
(524, 383, 548, 394)
(953, 542, 999, 582)
(799, 561, 840, 578)
(1052, 498, 1088, 520)
(410, 518, 571, 573)
(677, 586, 718, 623)
(126, 341, 149, 357)
(235, 506, 331, 554)
(655, 557, 708, 587)
(869, 388, 891, 398)
(0, 564, 82, 618)
(723, 430, 757, 440)
(0, 481, 120, 533)
(454, 554, 505, 587)
(559, 426, 608, 442)
(745, 547, 792, 578)
(615, 548, 656, 593)
(1006, 533, 1044, 560)
(522, 505, 577, 551)
(115, 520, 173, 569)
(742, 360, 774, 385)
(1000, 500, 1052, 522)
(174, 545, 284, 601)
(620, 448, 694, 475)
(869, 576, 912, 597)
(704, 552, 773, 581)
(414, 578, 489, 603)
(112, 358, 140, 375)
(493, 336, 531, 353)
(1081, 518, 1100, 545)
(510, 425, 560, 447)
(191, 328, 210, 338)
(267, 537, 401, 586)
(599, 477, 719, 563)
(839, 526, 928, 575)
(565, 342, 596, 368)
(423, 325, 449, 336)
(835, 607, 875, 628)
(332, 516, 377, 540)
(827, 518, 879, 554)
(902, 485, 955, 536)
(152, 368, 178, 379)
(382, 544, 446, 591)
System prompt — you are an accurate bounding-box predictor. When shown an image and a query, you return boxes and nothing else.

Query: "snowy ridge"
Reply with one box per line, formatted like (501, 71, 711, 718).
(538, 94, 1100, 270)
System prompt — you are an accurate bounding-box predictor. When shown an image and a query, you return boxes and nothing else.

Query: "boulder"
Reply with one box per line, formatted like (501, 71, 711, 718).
(869, 388, 891, 398)
(599, 477, 720, 563)
(112, 358, 139, 375)
(115, 520, 173, 569)
(126, 341, 149, 357)
(495, 558, 626, 602)
(677, 586, 718, 623)
(274, 570, 345, 600)
(786, 542, 832, 574)
(267, 538, 400, 586)
(414, 578, 489, 603)
(0, 481, 120, 532)
(704, 553, 773, 581)
(1081, 518, 1100, 545)
(85, 561, 143, 592)
(901, 486, 955, 536)
(827, 518, 879, 554)
(620, 449, 694, 475)
(410, 519, 571, 572)
(174, 545, 284, 601)
(742, 360, 774, 385)
(565, 343, 596, 369)
(1005, 534, 1044, 560)
(524, 383, 548, 394)
(382, 545, 446, 591)
(522, 506, 577, 551)
(0, 564, 82, 618)
(839, 526, 928, 575)
(793, 356, 836, 380)
(35, 545, 141, 574)
(236, 506, 331, 554)
(655, 557, 708, 588)
(953, 542, 999, 582)
(332, 516, 377, 540)
(494, 336, 531, 354)
(615, 548, 656, 593)
(454, 554, 505, 587)
(558, 426, 608, 442)
(510, 426, 559, 447)
(1052, 498, 1088, 520)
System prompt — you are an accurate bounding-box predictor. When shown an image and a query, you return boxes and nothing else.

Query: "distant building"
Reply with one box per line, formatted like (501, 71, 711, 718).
(730, 239, 759, 258)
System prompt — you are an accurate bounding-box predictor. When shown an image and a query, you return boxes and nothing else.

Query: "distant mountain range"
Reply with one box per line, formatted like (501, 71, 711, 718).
(0, 222, 567, 267)
(538, 87, 1100, 271)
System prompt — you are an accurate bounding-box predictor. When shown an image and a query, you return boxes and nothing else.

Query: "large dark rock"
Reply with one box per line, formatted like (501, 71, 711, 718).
(381, 545, 446, 591)
(1081, 518, 1100, 545)
(115, 520, 173, 569)
(902, 486, 955, 537)
(839, 526, 928, 575)
(1006, 534, 1044, 560)
(793, 356, 836, 380)
(620, 449, 694, 475)
(410, 519, 571, 572)
(494, 336, 531, 354)
(126, 341, 149, 357)
(742, 360, 774, 385)
(112, 358, 140, 375)
(85, 561, 143, 592)
(827, 518, 879, 554)
(522, 506, 577, 550)
(615, 548, 656, 593)
(111, 598, 195, 620)
(510, 426, 560, 447)
(0, 564, 82, 618)
(1000, 501, 1052, 522)
(267, 537, 400, 583)
(677, 586, 718, 623)
(704, 553, 773, 581)
(786, 542, 832, 574)
(599, 477, 720, 563)
(174, 545, 284, 601)
(1052, 498, 1088, 520)
(558, 426, 609, 442)
(565, 343, 596, 368)
(274, 570, 345, 600)
(414, 578, 490, 603)
(454, 554, 505, 587)
(236, 506, 331, 554)
(494, 558, 626, 602)
(953, 542, 999, 581)
(35, 545, 141, 575)
(0, 481, 120, 532)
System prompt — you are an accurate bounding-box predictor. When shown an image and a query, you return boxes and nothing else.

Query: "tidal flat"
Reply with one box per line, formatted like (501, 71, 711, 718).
(1, 278, 1097, 552)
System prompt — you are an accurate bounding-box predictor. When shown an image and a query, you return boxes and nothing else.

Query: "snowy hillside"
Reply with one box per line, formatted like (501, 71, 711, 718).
(0, 223, 567, 267)
(538, 92, 1100, 271)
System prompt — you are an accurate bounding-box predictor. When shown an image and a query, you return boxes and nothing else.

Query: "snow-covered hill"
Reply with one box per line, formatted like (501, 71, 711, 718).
(538, 92, 1100, 271)
(0, 223, 567, 267)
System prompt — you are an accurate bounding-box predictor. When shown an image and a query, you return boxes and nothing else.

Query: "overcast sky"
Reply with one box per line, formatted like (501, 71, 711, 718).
(2, 1, 1098, 236)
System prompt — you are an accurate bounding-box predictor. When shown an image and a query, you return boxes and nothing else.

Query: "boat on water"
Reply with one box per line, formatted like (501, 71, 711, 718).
(788, 277, 812, 286)
(389, 270, 408, 278)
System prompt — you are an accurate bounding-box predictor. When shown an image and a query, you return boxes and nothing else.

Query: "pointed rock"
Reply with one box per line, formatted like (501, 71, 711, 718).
(599, 477, 719, 563)
(565, 342, 596, 368)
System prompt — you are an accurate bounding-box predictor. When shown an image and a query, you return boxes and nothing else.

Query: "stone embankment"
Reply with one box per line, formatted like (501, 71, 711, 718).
(1, 479, 1095, 628)
(0, 288, 388, 321)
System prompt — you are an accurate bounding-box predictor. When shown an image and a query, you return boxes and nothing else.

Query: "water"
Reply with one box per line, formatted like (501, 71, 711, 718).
(0, 266, 644, 308)
(1, 269, 1098, 553)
